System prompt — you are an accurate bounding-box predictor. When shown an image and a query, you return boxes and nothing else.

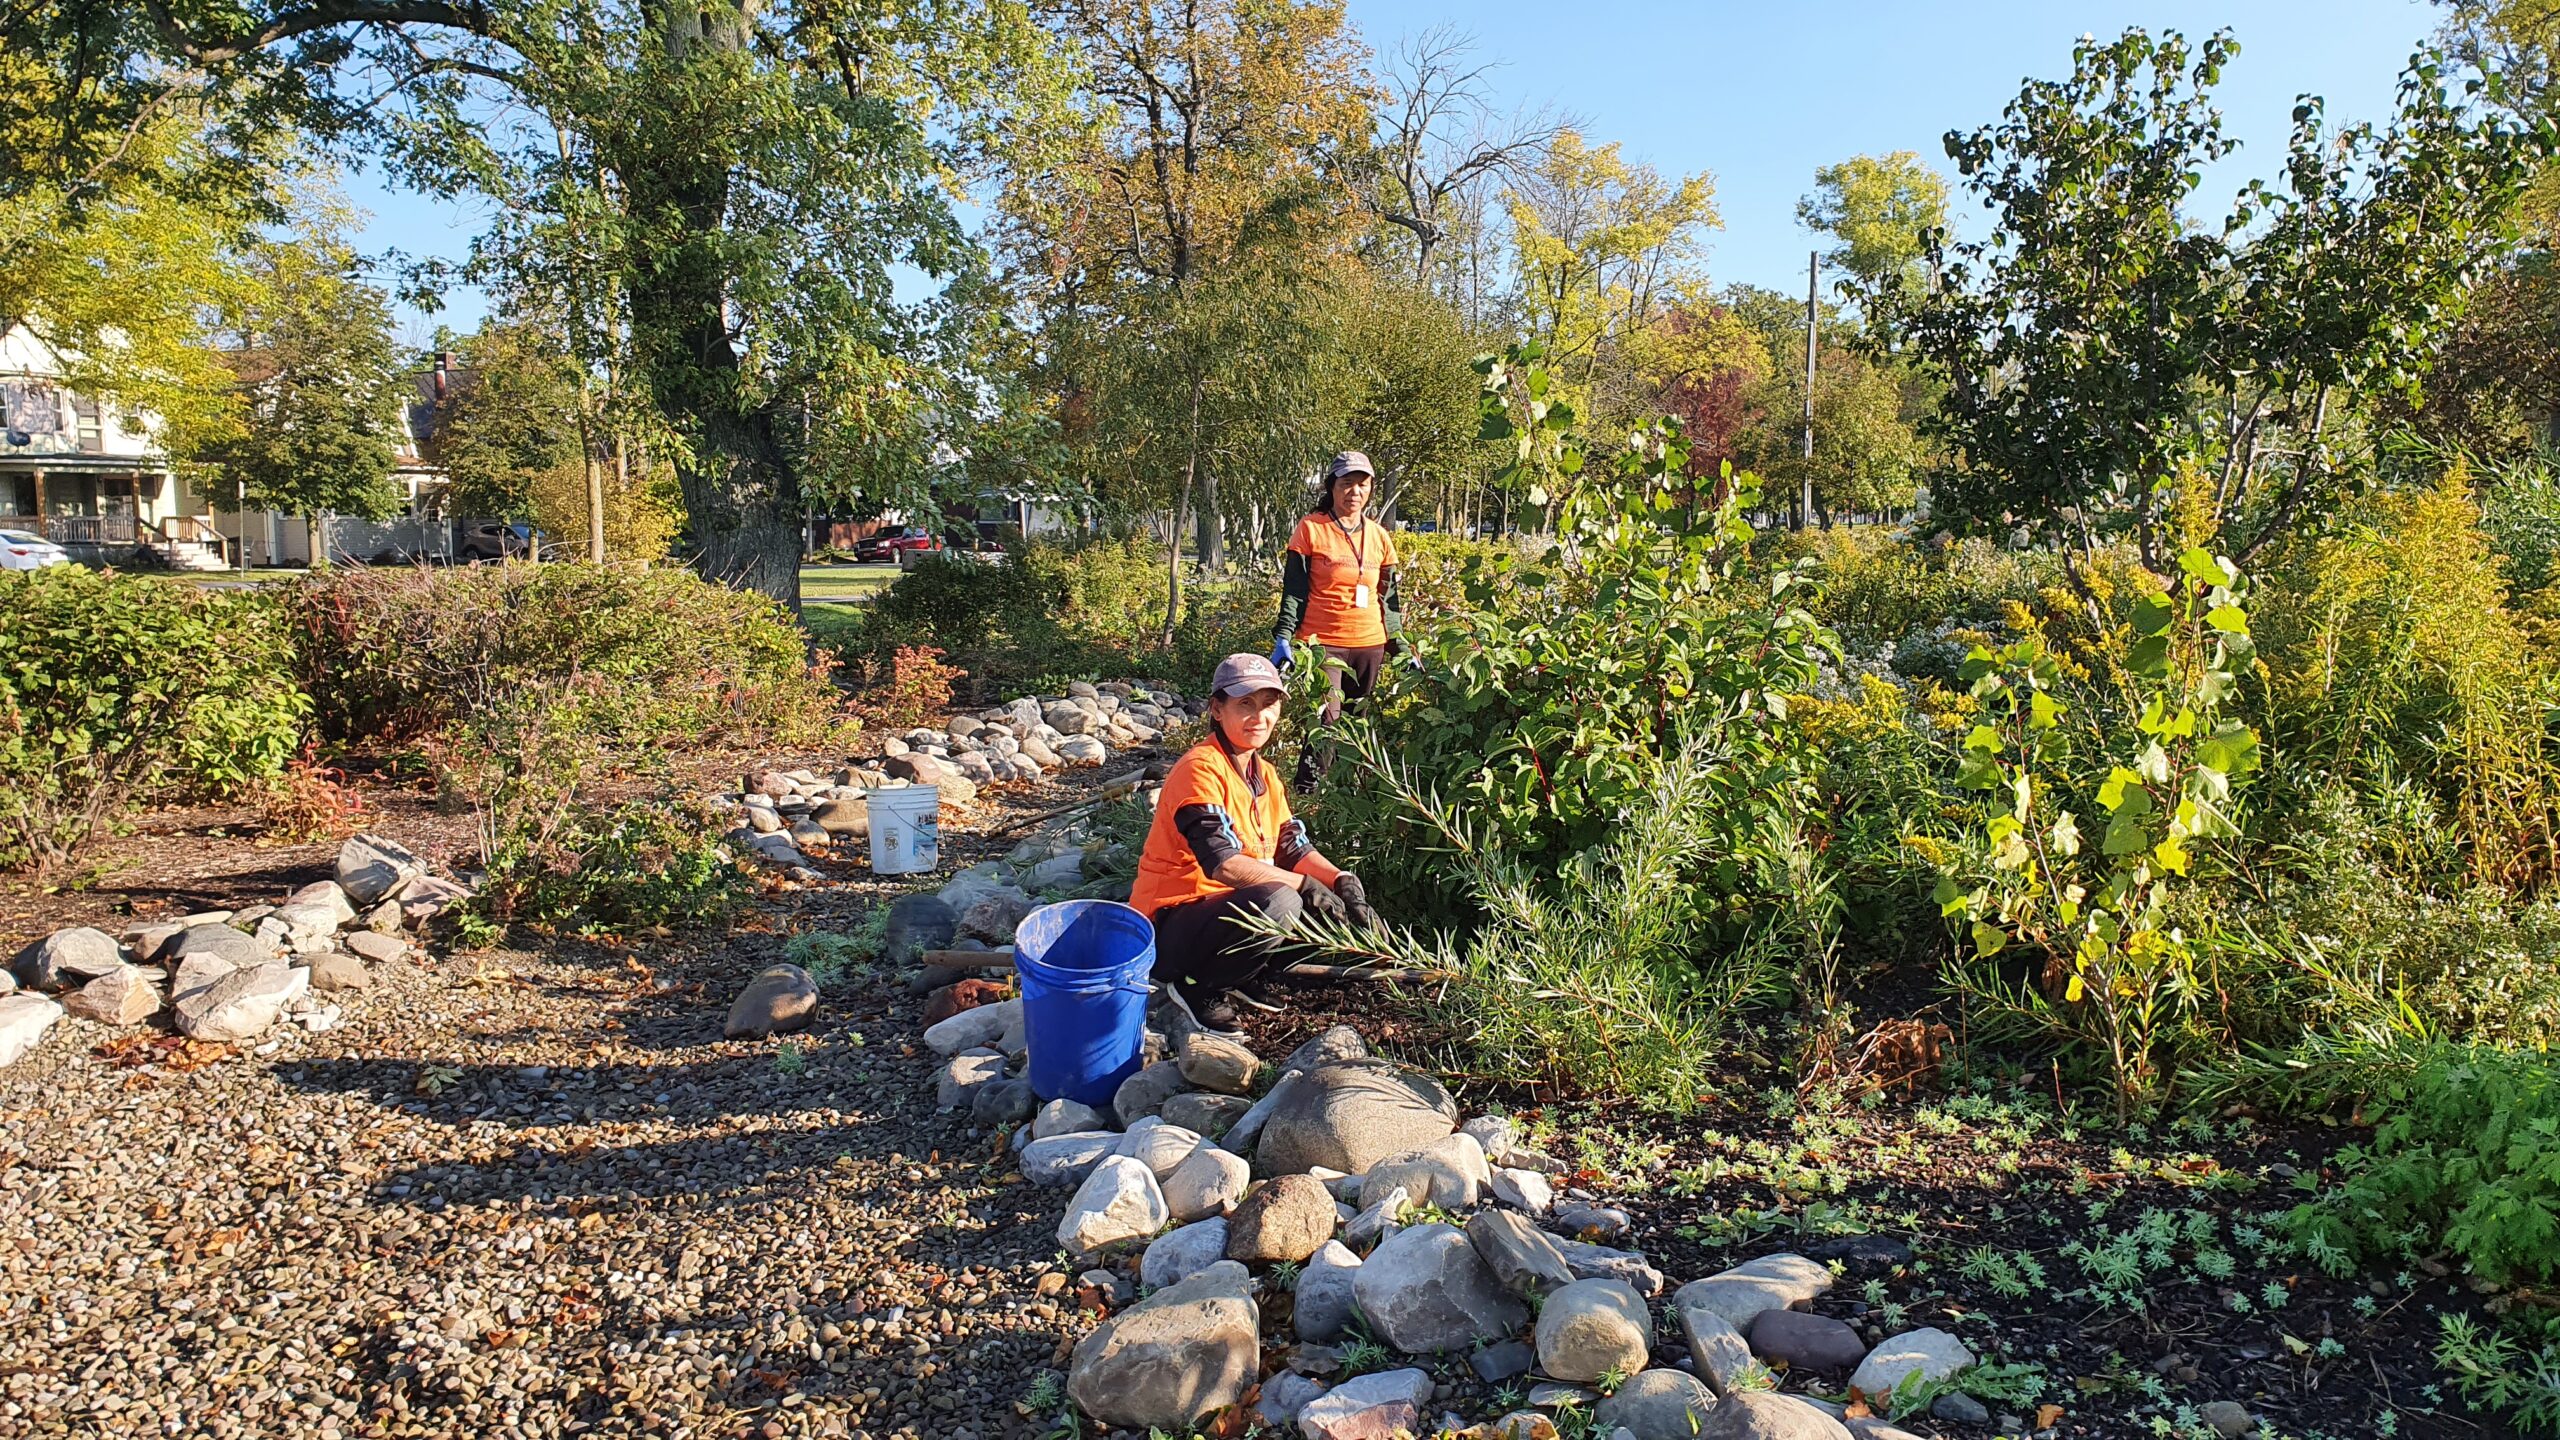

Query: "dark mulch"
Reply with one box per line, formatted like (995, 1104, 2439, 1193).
(1232, 973, 2502, 1439)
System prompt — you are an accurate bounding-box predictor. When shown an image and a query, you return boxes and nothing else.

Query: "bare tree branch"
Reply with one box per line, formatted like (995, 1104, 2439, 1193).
(143, 0, 489, 65)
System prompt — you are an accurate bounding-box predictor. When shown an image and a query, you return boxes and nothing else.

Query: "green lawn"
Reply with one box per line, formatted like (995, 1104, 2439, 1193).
(800, 562, 899, 604)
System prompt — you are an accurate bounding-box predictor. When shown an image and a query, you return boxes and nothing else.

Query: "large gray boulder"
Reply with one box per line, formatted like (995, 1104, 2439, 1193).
(1676, 1303, 1767, 1395)
(0, 993, 62, 1067)
(165, 924, 269, 971)
(173, 962, 307, 1044)
(13, 927, 125, 991)
(1557, 1238, 1666, 1295)
(1535, 1277, 1652, 1384)
(924, 997, 1022, 1056)
(880, 892, 957, 963)
(1254, 1062, 1458, 1178)
(1163, 1144, 1251, 1222)
(1066, 1260, 1258, 1430)
(1360, 1131, 1491, 1210)
(1058, 1154, 1168, 1256)
(1293, 1239, 1363, 1343)
(1465, 1208, 1576, 1298)
(1142, 1218, 1232, 1292)
(1846, 1327, 1974, 1401)
(1114, 1059, 1191, 1127)
(1591, 1369, 1719, 1440)
(1116, 1122, 1207, 1179)
(1021, 1132, 1118, 1188)
(1176, 1031, 1262, 1094)
(1349, 1222, 1526, 1354)
(1034, 1097, 1108, 1139)
(1282, 1025, 1370, 1071)
(936, 1049, 1007, 1109)
(1672, 1253, 1831, 1330)
(335, 834, 425, 906)
(1295, 1367, 1431, 1440)
(723, 964, 818, 1039)
(65, 966, 161, 1026)
(1225, 1173, 1336, 1264)
(1162, 1090, 1253, 1137)
(1695, 1392, 1854, 1440)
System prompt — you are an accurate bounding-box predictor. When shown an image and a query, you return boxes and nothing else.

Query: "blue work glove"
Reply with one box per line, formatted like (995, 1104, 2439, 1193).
(1271, 636, 1295, 669)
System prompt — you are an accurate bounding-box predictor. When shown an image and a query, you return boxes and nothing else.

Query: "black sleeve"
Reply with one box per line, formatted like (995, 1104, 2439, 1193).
(1379, 562, 1402, 638)
(1174, 803, 1244, 876)
(1275, 817, 1316, 872)
(1276, 550, 1311, 642)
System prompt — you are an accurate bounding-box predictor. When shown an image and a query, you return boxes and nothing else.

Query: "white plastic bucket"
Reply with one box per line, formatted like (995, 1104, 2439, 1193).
(867, 784, 942, 875)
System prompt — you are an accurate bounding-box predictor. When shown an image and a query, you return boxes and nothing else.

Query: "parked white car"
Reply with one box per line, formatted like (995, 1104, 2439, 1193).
(0, 530, 69, 570)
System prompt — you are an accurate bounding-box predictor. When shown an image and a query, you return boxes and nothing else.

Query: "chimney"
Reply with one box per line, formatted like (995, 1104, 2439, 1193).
(431, 351, 454, 402)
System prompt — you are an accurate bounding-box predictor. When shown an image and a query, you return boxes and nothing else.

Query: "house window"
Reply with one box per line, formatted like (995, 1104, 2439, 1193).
(70, 396, 102, 455)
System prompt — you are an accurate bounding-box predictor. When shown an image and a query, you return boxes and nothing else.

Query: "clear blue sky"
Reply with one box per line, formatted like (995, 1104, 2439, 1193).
(346, 0, 2443, 345)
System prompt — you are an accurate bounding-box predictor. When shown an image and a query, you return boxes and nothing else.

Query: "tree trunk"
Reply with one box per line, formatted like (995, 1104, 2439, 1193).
(1195, 468, 1224, 573)
(1165, 376, 1202, 645)
(622, 0, 805, 607)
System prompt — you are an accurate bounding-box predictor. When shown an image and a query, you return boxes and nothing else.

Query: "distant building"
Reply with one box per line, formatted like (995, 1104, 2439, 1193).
(0, 325, 459, 569)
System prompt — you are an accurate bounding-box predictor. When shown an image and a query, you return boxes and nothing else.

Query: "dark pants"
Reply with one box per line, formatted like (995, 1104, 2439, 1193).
(1294, 642, 1386, 790)
(1152, 880, 1303, 995)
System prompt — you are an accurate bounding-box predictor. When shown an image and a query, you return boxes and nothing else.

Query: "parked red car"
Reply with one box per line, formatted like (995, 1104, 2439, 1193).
(853, 526, 944, 562)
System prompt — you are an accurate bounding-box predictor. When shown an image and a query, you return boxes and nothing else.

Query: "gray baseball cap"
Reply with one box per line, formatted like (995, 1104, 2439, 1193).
(1211, 652, 1287, 697)
(1326, 451, 1374, 480)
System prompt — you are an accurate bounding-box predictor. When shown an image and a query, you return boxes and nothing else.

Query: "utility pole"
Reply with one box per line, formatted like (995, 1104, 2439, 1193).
(1798, 250, 1817, 532)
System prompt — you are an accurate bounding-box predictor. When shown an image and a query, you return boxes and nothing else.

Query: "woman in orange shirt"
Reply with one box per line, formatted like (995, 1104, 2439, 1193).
(1128, 653, 1378, 1030)
(1272, 450, 1402, 789)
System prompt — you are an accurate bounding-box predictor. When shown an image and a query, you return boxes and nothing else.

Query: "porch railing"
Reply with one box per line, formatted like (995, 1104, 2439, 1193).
(0, 513, 138, 546)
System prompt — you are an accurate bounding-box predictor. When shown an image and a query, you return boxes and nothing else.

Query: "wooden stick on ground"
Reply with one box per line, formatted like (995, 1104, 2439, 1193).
(917, 948, 1445, 984)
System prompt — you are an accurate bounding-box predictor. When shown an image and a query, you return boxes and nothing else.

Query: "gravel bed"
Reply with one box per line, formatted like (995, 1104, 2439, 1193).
(0, 766, 1134, 1440)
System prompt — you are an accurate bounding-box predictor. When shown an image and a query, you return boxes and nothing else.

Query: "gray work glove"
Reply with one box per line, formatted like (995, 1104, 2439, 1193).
(1331, 872, 1383, 932)
(1298, 871, 1349, 927)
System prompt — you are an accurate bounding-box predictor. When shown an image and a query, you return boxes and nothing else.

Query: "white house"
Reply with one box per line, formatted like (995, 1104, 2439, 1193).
(0, 325, 457, 569)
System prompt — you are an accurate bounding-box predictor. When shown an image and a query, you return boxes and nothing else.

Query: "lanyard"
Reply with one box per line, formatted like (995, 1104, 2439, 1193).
(1330, 512, 1368, 576)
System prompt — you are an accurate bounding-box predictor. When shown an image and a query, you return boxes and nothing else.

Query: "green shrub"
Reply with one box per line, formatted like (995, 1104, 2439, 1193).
(1933, 547, 2262, 1113)
(1777, 526, 2046, 650)
(2289, 1043, 2560, 1296)
(1286, 725, 1784, 1109)
(0, 567, 306, 870)
(285, 564, 836, 937)
(852, 537, 1270, 693)
(2249, 471, 2560, 891)
(477, 791, 747, 933)
(285, 563, 838, 754)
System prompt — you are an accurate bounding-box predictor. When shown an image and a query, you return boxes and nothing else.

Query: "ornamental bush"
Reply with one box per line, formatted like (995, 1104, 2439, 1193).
(0, 567, 306, 870)
(283, 562, 838, 755)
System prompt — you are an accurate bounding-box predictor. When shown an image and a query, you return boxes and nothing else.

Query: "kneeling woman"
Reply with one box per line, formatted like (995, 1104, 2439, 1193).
(1128, 653, 1378, 1030)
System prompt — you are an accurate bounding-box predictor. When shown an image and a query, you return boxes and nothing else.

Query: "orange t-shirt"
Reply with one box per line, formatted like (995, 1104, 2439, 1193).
(1129, 739, 1306, 919)
(1287, 513, 1398, 648)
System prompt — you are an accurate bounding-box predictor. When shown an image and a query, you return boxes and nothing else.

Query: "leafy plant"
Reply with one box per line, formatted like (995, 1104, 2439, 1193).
(1935, 546, 2261, 1112)
(1268, 723, 1783, 1108)
(849, 644, 963, 732)
(0, 567, 306, 871)
(2287, 1043, 2560, 1293)
(475, 791, 748, 934)
(2436, 1313, 2560, 1437)
(259, 749, 366, 843)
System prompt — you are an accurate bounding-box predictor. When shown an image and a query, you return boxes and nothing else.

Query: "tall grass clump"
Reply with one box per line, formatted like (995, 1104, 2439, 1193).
(1270, 725, 1785, 1108)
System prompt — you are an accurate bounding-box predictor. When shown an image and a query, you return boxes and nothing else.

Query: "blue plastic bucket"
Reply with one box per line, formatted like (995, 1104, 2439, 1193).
(1015, 899, 1157, 1106)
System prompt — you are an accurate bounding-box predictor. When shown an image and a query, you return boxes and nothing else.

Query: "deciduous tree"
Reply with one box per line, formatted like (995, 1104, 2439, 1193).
(1864, 29, 2545, 575)
(195, 239, 406, 522)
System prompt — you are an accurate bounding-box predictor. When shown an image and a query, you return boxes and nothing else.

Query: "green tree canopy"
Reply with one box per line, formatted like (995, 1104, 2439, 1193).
(193, 241, 406, 521)
(1864, 29, 2548, 574)
(1798, 151, 1949, 299)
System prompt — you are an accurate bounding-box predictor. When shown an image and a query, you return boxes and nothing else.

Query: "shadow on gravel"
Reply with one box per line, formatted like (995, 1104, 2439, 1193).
(276, 1045, 979, 1208)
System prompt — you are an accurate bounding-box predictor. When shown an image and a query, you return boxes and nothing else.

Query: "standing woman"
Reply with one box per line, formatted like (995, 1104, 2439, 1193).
(1272, 451, 1402, 789)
